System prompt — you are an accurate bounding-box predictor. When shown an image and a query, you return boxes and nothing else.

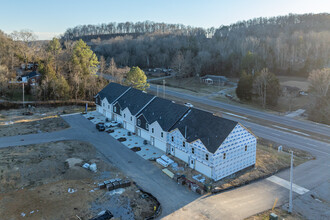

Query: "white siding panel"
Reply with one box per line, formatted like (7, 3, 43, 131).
(140, 129, 150, 140)
(195, 160, 212, 178)
(154, 138, 166, 152)
(126, 122, 135, 132)
(116, 115, 123, 123)
(175, 148, 189, 163)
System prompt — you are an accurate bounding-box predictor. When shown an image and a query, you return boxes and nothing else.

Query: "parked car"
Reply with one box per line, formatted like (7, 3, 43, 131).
(184, 102, 194, 108)
(96, 123, 105, 131)
(97, 124, 105, 131)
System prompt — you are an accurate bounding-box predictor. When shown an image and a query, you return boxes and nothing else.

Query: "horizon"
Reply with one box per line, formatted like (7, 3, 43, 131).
(1, 0, 329, 40)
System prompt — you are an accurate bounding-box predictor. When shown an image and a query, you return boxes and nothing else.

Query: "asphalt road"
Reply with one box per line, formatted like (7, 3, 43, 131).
(1, 114, 329, 219)
(148, 84, 330, 139)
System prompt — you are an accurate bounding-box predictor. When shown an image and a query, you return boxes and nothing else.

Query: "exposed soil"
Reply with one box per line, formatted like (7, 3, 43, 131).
(0, 106, 87, 137)
(245, 208, 306, 220)
(0, 141, 157, 220)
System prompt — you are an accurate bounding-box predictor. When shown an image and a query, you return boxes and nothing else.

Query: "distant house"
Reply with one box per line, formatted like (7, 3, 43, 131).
(95, 82, 257, 181)
(19, 71, 41, 86)
(201, 75, 228, 86)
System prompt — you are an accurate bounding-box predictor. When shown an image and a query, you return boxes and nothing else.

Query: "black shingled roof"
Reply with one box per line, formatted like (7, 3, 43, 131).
(97, 83, 130, 104)
(116, 88, 155, 115)
(138, 97, 190, 131)
(170, 108, 238, 154)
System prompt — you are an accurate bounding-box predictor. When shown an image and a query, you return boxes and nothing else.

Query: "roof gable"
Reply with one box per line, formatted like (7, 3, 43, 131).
(116, 88, 155, 115)
(138, 97, 189, 131)
(98, 82, 130, 104)
(170, 108, 238, 154)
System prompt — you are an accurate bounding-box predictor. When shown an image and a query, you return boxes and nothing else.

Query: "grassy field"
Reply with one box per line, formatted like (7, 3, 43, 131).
(151, 76, 234, 94)
(153, 76, 311, 115)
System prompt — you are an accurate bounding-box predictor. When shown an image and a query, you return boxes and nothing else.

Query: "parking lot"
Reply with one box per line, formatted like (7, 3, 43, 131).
(84, 111, 164, 160)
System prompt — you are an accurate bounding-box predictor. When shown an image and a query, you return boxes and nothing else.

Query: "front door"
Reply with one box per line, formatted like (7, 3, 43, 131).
(189, 157, 195, 169)
(136, 128, 141, 136)
(170, 146, 175, 156)
(150, 136, 155, 146)
(123, 121, 127, 129)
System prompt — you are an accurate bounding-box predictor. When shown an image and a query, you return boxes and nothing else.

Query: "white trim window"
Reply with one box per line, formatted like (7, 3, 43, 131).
(146, 124, 149, 129)
(114, 106, 117, 112)
(137, 119, 141, 126)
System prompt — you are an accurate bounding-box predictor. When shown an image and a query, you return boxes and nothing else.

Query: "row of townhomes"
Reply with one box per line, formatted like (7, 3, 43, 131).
(95, 82, 257, 181)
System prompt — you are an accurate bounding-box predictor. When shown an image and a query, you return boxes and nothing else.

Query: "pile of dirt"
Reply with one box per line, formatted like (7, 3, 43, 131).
(0, 141, 156, 219)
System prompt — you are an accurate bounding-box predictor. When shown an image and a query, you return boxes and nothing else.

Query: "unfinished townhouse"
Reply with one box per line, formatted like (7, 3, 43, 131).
(95, 82, 257, 181)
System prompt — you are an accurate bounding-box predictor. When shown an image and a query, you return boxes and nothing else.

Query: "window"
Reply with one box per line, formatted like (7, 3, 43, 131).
(130, 116, 132, 121)
(103, 103, 105, 107)
(183, 142, 185, 147)
(137, 119, 141, 126)
(191, 148, 194, 154)
(114, 106, 117, 112)
(108, 105, 110, 109)
(146, 124, 149, 129)
(152, 128, 154, 133)
(161, 132, 163, 138)
(223, 153, 226, 159)
(124, 114, 126, 118)
(245, 145, 247, 151)
(172, 136, 174, 142)
(206, 154, 209, 161)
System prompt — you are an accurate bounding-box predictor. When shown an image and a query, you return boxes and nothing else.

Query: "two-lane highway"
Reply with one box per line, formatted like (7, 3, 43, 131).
(148, 84, 330, 139)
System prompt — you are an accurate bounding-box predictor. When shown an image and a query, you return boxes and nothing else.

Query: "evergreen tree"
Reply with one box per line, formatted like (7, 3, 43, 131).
(71, 39, 99, 76)
(124, 66, 149, 91)
(236, 71, 253, 101)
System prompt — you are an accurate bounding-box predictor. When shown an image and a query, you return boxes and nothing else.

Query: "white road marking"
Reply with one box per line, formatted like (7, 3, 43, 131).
(60, 112, 81, 117)
(272, 125, 310, 136)
(266, 175, 309, 195)
(223, 112, 248, 120)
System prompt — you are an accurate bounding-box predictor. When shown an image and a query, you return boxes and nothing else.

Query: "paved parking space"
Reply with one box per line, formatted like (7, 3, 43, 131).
(84, 111, 164, 160)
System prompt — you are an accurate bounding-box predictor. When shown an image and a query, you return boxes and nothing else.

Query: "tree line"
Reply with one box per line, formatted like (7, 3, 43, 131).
(73, 13, 329, 78)
(62, 20, 212, 40)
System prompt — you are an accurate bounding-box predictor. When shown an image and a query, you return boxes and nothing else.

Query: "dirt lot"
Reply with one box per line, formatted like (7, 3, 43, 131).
(0, 141, 157, 220)
(0, 106, 91, 137)
(153, 143, 311, 193)
(245, 208, 306, 220)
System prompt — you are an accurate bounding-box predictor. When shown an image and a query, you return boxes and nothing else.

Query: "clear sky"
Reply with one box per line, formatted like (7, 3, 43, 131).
(0, 0, 329, 40)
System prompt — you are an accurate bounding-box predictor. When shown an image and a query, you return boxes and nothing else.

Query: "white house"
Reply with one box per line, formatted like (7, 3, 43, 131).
(95, 83, 131, 119)
(168, 108, 257, 180)
(111, 88, 155, 132)
(95, 82, 257, 181)
(135, 97, 190, 152)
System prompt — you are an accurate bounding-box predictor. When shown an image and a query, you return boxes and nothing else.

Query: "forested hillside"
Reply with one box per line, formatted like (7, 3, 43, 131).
(62, 13, 330, 77)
